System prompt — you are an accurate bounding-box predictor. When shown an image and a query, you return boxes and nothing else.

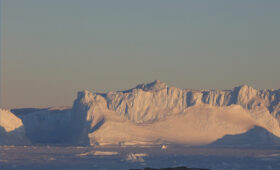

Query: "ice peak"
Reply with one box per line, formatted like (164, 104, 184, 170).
(136, 80, 168, 91)
(233, 84, 256, 93)
(77, 90, 94, 104)
(235, 84, 256, 93)
(238, 84, 252, 89)
(77, 90, 90, 98)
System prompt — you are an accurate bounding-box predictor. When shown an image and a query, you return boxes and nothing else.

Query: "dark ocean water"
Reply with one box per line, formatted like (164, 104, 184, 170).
(1, 145, 280, 170)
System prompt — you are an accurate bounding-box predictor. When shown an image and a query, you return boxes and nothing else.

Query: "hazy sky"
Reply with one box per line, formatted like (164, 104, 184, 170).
(1, 0, 280, 108)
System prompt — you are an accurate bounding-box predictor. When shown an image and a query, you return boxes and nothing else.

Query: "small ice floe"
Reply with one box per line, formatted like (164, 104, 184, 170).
(77, 151, 95, 157)
(75, 146, 85, 149)
(161, 144, 167, 150)
(0, 160, 8, 162)
(93, 151, 118, 156)
(49, 157, 56, 161)
(125, 153, 148, 162)
(77, 151, 118, 157)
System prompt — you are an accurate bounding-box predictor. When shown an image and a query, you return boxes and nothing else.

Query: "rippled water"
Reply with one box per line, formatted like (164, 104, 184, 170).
(1, 145, 280, 170)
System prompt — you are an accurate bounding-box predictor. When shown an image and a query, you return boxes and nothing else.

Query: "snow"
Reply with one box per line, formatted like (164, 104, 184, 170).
(81, 104, 280, 145)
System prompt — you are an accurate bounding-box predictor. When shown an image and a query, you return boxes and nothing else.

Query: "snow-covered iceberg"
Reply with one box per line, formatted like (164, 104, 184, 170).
(0, 109, 30, 145)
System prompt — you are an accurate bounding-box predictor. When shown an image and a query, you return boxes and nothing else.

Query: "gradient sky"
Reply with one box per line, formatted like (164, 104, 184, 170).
(1, 0, 280, 108)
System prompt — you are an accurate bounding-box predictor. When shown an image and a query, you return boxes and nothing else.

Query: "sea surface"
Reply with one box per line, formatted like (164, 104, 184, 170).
(1, 145, 280, 170)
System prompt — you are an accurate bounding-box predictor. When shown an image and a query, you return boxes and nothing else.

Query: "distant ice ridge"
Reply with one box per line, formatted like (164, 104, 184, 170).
(18, 107, 72, 144)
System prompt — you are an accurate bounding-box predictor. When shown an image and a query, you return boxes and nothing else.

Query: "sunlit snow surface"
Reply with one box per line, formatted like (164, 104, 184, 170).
(1, 145, 280, 170)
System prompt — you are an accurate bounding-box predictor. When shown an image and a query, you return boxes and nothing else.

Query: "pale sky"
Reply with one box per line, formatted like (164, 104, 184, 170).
(1, 0, 280, 108)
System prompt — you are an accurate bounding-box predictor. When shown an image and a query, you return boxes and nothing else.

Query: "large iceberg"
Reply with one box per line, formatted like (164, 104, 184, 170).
(1, 80, 280, 146)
